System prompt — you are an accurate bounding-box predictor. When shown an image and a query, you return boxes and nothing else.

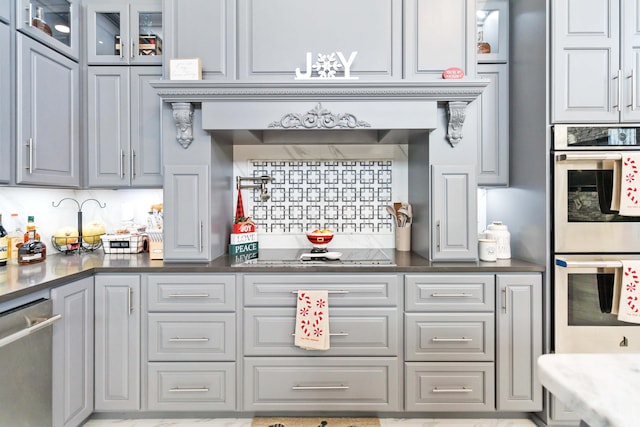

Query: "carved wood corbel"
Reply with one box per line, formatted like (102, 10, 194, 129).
(172, 102, 194, 148)
(446, 101, 468, 147)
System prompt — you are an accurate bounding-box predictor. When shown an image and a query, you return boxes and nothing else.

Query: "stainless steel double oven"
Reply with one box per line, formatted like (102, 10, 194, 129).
(553, 125, 640, 353)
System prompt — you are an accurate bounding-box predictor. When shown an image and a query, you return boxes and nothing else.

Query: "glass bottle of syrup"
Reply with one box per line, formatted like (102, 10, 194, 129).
(18, 215, 46, 265)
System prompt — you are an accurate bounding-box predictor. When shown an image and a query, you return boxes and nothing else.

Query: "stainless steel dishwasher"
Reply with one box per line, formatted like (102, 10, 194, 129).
(0, 297, 61, 426)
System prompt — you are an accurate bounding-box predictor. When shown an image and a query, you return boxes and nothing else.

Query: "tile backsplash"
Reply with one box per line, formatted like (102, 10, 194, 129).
(248, 160, 394, 234)
(234, 144, 409, 248)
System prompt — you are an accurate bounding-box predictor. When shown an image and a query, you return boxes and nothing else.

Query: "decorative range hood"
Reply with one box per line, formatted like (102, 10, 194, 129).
(150, 79, 489, 148)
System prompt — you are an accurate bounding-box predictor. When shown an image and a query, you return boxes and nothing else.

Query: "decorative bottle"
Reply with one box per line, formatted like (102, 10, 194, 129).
(32, 6, 52, 36)
(18, 215, 46, 265)
(23, 215, 41, 242)
(7, 213, 23, 264)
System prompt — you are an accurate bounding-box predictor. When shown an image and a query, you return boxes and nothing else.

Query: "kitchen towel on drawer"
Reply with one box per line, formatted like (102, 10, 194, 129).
(295, 290, 330, 350)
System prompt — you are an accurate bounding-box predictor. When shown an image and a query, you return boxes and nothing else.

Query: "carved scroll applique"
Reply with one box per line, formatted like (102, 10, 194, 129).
(172, 103, 194, 148)
(268, 103, 371, 129)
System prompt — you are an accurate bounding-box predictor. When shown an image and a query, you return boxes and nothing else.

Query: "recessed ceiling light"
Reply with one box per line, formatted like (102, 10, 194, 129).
(54, 24, 70, 34)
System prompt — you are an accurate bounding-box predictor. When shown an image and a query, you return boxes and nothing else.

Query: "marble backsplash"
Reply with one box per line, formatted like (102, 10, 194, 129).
(0, 187, 163, 253)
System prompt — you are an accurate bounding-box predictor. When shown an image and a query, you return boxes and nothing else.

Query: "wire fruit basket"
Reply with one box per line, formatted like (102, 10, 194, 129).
(51, 197, 106, 255)
(50, 235, 104, 254)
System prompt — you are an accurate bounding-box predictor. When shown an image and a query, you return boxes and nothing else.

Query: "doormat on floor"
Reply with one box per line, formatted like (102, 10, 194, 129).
(251, 417, 381, 427)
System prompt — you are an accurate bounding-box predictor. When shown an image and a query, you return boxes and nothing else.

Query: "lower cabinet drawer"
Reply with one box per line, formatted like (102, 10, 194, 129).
(244, 307, 399, 356)
(147, 362, 236, 411)
(405, 362, 495, 411)
(148, 313, 235, 361)
(244, 357, 400, 411)
(405, 313, 494, 361)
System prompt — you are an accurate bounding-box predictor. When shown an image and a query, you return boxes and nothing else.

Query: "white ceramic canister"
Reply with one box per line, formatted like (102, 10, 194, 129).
(478, 238, 497, 262)
(485, 221, 511, 259)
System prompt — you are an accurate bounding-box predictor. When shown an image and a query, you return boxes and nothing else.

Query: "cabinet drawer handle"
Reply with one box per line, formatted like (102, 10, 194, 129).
(614, 69, 623, 112)
(292, 384, 349, 390)
(167, 293, 210, 298)
(290, 290, 349, 294)
(168, 337, 210, 342)
(26, 138, 33, 173)
(169, 387, 209, 393)
(430, 293, 473, 298)
(120, 149, 126, 179)
(431, 337, 472, 342)
(25, 4, 32, 26)
(432, 387, 472, 393)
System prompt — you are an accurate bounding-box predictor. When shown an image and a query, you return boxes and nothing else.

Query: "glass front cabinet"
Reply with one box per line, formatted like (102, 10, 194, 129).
(86, 0, 162, 65)
(16, 0, 79, 59)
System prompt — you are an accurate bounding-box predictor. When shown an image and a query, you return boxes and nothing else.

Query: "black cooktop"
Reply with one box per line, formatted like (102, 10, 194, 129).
(233, 248, 395, 266)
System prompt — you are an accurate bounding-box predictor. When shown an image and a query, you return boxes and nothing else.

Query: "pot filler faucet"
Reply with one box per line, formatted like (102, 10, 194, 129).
(236, 175, 274, 202)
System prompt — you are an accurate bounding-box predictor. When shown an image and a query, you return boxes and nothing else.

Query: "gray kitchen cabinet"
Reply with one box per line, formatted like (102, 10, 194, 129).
(242, 273, 402, 411)
(237, 0, 401, 81)
(162, 0, 234, 80)
(87, 66, 163, 188)
(163, 165, 210, 261)
(16, 33, 79, 187)
(0, 0, 9, 23)
(477, 63, 508, 186)
(552, 0, 640, 123)
(86, 0, 162, 65)
(431, 164, 477, 261)
(94, 274, 141, 411)
(404, 274, 495, 412)
(145, 274, 237, 411)
(0, 21, 9, 183)
(404, 0, 476, 80)
(495, 273, 542, 411)
(244, 357, 400, 411)
(16, 0, 79, 60)
(51, 277, 94, 427)
(164, 0, 474, 82)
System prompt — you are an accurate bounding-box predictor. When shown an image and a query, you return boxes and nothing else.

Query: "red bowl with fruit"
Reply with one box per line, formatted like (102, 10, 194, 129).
(306, 229, 334, 246)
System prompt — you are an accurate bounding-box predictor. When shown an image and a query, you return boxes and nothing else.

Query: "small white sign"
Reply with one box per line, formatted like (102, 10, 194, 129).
(169, 58, 202, 80)
(295, 51, 359, 80)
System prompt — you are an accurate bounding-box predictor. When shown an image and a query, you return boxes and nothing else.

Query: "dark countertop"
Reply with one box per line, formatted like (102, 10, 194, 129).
(0, 250, 545, 304)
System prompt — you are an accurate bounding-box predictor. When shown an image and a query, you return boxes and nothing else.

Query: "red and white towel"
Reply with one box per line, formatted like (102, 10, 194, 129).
(294, 290, 330, 350)
(618, 260, 640, 324)
(617, 153, 640, 216)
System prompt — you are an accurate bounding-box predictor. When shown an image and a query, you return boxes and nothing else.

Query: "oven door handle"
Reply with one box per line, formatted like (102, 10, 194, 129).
(556, 258, 623, 269)
(556, 153, 623, 161)
(0, 314, 62, 349)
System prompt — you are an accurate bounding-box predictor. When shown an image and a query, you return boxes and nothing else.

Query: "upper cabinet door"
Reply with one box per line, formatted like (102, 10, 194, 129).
(16, 0, 79, 60)
(163, 0, 234, 80)
(0, 22, 9, 184)
(404, 0, 476, 79)
(476, 0, 508, 63)
(552, 0, 621, 123)
(16, 34, 80, 187)
(86, 0, 162, 65)
(0, 0, 10, 23)
(237, 0, 401, 81)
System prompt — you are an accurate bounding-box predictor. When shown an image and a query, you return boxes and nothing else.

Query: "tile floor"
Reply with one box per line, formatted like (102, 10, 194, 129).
(84, 417, 537, 427)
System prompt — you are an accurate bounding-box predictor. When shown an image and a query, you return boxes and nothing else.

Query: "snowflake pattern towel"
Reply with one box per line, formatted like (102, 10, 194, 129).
(618, 153, 640, 216)
(294, 290, 330, 350)
(618, 261, 640, 324)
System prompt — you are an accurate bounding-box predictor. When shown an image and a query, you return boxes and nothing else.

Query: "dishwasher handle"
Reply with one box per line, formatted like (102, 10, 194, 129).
(0, 314, 62, 349)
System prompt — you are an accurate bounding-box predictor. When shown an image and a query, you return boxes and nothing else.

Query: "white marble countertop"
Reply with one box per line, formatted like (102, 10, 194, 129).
(538, 353, 640, 427)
